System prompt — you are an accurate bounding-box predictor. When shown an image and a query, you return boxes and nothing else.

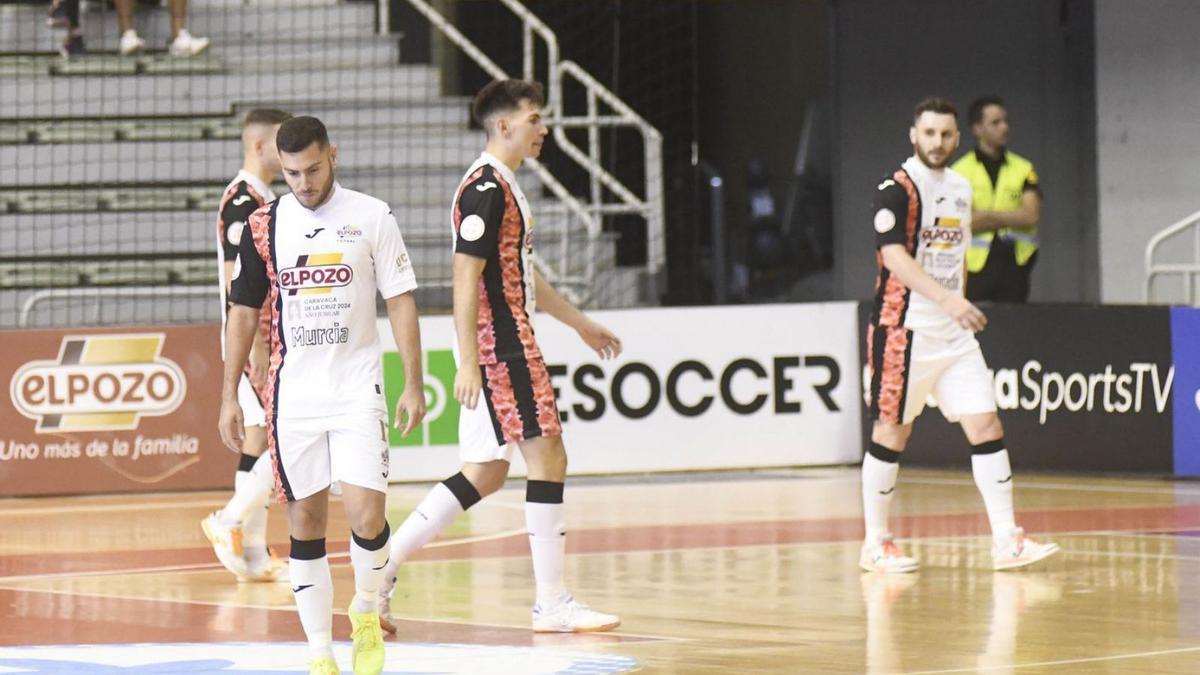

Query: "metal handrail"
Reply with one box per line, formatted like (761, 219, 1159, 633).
(18, 286, 216, 328)
(555, 60, 665, 273)
(403, 0, 593, 304)
(403, 0, 664, 302)
(1144, 207, 1200, 304)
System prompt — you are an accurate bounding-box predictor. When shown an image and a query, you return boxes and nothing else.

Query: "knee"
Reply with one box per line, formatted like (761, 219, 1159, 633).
(351, 511, 388, 540)
(525, 436, 567, 481)
(462, 461, 507, 498)
(287, 506, 326, 540)
(871, 423, 911, 452)
(964, 414, 1004, 445)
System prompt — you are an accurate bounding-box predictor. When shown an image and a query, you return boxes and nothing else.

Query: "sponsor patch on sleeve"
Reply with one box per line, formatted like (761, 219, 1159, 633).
(874, 208, 897, 233)
(460, 214, 486, 242)
(226, 221, 245, 246)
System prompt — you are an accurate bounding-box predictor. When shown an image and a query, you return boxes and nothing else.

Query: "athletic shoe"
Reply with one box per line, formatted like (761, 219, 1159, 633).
(60, 34, 85, 59)
(377, 578, 397, 635)
(348, 605, 385, 675)
(239, 547, 284, 583)
(859, 534, 919, 573)
(992, 527, 1059, 570)
(308, 657, 340, 675)
(168, 29, 210, 58)
(201, 511, 247, 578)
(118, 29, 144, 56)
(532, 596, 620, 633)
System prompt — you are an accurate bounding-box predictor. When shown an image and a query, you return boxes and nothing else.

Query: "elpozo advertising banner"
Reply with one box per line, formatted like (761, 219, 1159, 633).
(861, 304, 1179, 474)
(380, 303, 864, 481)
(0, 325, 228, 496)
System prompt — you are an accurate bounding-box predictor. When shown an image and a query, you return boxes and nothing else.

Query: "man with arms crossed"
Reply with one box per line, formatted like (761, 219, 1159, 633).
(376, 79, 622, 634)
(861, 97, 1058, 574)
(204, 108, 290, 583)
(220, 116, 426, 675)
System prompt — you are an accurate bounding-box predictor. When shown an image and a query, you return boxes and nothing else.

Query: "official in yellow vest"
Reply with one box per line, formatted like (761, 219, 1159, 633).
(951, 97, 1042, 302)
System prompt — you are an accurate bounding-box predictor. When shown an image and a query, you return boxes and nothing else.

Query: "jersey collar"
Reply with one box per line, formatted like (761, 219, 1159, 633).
(903, 155, 945, 182)
(236, 169, 275, 202)
(480, 151, 519, 185)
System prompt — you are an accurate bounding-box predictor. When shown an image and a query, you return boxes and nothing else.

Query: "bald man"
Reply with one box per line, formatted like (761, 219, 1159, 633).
(202, 109, 292, 583)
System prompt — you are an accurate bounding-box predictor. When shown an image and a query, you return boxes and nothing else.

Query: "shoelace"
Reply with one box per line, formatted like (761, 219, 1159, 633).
(353, 615, 382, 650)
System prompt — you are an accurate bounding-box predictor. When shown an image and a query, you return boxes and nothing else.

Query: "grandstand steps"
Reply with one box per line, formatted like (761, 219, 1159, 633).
(0, 168, 545, 213)
(0, 65, 441, 117)
(0, 39, 401, 76)
(0, 2, 378, 53)
(0, 1, 634, 324)
(0, 202, 574, 258)
(0, 131, 485, 185)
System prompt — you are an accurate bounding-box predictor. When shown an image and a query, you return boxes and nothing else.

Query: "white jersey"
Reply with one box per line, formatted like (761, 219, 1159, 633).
(229, 183, 417, 419)
(870, 156, 974, 338)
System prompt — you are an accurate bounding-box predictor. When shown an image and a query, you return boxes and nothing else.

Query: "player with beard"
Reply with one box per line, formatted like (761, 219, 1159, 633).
(859, 97, 1058, 574)
(221, 115, 427, 675)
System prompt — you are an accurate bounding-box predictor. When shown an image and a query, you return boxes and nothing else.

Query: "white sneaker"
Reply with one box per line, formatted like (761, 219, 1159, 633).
(859, 534, 919, 573)
(119, 29, 144, 56)
(992, 527, 1060, 570)
(239, 547, 284, 583)
(168, 29, 210, 58)
(532, 596, 620, 633)
(378, 576, 397, 635)
(201, 511, 248, 578)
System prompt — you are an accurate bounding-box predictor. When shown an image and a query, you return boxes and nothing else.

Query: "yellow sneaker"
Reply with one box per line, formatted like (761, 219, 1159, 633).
(309, 656, 340, 675)
(348, 605, 385, 675)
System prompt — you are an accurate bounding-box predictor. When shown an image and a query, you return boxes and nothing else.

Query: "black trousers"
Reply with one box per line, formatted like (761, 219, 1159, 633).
(965, 237, 1036, 303)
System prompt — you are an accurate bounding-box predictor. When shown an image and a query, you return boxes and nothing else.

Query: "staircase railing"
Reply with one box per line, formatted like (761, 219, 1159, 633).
(1144, 207, 1200, 304)
(403, 0, 665, 304)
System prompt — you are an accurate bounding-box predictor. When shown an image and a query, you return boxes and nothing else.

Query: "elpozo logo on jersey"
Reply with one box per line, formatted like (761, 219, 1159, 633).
(9, 333, 186, 433)
(921, 217, 964, 249)
(278, 253, 352, 296)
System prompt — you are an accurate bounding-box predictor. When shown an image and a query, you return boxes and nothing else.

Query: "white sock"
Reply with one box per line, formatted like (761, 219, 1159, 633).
(526, 481, 568, 610)
(383, 478, 476, 588)
(222, 453, 273, 529)
(862, 449, 900, 544)
(289, 540, 333, 660)
(242, 454, 275, 554)
(350, 523, 391, 614)
(972, 448, 1017, 545)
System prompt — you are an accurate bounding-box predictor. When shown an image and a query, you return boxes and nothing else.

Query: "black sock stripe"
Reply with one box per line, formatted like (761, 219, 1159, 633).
(526, 479, 564, 504)
(289, 536, 326, 560)
(443, 471, 483, 510)
(352, 521, 391, 551)
(237, 452, 258, 473)
(867, 441, 903, 464)
(971, 439, 1006, 455)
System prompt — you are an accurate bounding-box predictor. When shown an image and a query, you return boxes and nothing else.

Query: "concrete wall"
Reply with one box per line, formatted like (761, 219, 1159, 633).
(1095, 0, 1200, 304)
(831, 0, 1098, 303)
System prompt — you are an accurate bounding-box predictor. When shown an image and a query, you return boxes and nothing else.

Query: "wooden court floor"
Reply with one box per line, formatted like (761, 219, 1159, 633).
(2, 466, 1200, 673)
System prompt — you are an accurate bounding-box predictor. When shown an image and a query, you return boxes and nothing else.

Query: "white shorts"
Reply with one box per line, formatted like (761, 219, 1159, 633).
(270, 410, 390, 502)
(865, 324, 997, 426)
(238, 373, 266, 428)
(456, 356, 563, 465)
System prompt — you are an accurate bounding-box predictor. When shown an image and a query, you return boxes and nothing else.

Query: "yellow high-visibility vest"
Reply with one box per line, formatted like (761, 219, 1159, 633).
(951, 149, 1039, 272)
